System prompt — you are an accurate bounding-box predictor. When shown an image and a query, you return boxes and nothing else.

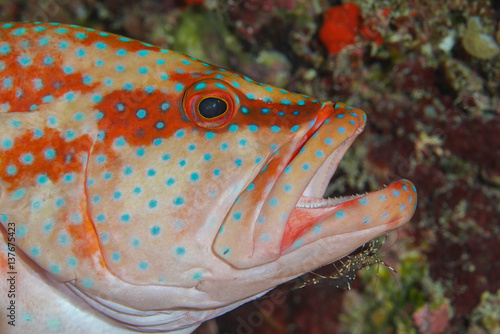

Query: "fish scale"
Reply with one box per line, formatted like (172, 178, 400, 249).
(0, 22, 416, 333)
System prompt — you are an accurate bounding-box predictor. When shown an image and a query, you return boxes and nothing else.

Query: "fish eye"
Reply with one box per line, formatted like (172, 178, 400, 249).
(198, 97, 228, 119)
(183, 79, 239, 129)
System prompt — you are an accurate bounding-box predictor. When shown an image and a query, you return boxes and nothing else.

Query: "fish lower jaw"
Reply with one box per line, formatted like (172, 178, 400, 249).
(295, 193, 368, 209)
(281, 179, 417, 253)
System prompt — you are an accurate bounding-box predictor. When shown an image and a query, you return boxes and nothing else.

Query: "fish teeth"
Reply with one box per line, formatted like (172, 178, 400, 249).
(295, 193, 366, 208)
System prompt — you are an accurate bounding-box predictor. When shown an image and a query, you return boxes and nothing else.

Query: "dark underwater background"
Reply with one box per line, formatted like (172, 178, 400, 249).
(1, 0, 499, 333)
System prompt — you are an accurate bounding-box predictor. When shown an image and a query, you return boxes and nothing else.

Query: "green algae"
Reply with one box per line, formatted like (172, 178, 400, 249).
(340, 249, 451, 334)
(468, 290, 500, 334)
(173, 7, 242, 67)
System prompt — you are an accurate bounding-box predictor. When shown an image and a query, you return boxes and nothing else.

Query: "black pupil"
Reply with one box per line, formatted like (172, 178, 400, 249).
(198, 97, 227, 119)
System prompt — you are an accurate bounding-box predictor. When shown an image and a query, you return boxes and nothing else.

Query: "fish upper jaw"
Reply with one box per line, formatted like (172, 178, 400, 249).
(213, 102, 412, 269)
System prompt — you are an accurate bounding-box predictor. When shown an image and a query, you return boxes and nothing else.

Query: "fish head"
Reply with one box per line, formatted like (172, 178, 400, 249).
(0, 22, 417, 331)
(87, 63, 416, 306)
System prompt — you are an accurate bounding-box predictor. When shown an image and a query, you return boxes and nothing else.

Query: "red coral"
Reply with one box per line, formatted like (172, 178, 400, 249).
(319, 3, 388, 54)
(319, 3, 361, 54)
(360, 21, 383, 46)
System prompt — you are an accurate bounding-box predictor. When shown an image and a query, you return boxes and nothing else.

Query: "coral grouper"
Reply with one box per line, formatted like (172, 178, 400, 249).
(0, 22, 416, 333)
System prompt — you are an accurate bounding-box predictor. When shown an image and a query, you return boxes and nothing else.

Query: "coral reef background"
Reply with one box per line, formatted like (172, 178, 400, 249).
(1, 0, 498, 333)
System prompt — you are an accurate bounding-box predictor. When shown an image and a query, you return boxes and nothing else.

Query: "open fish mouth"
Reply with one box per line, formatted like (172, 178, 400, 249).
(214, 103, 417, 269)
(281, 106, 417, 253)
